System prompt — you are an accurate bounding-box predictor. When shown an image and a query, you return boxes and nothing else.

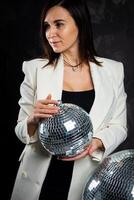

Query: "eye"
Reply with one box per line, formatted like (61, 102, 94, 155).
(44, 23, 50, 31)
(55, 22, 64, 28)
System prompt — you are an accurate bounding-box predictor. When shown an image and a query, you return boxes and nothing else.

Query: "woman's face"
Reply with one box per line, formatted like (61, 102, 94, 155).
(44, 6, 79, 54)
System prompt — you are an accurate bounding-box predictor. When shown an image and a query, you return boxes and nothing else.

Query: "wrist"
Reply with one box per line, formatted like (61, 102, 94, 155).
(93, 137, 105, 151)
(27, 116, 39, 125)
(27, 116, 38, 137)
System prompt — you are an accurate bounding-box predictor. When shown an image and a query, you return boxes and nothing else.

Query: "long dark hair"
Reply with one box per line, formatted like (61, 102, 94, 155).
(40, 0, 101, 66)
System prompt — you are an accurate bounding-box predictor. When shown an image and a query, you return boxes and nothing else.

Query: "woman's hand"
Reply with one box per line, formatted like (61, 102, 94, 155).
(27, 94, 60, 136)
(60, 138, 104, 161)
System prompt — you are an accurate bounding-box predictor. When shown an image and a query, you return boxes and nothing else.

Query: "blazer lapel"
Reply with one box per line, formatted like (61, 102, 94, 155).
(37, 56, 64, 100)
(89, 61, 115, 132)
(37, 57, 115, 132)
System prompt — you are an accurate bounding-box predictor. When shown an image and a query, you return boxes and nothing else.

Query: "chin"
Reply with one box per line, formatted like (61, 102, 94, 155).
(52, 46, 66, 54)
(53, 49, 63, 53)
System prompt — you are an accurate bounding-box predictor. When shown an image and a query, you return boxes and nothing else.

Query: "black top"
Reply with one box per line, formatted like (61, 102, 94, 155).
(39, 89, 95, 200)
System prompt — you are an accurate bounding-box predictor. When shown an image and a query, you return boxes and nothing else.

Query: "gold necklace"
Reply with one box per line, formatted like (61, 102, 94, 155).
(63, 56, 82, 72)
(64, 59, 82, 71)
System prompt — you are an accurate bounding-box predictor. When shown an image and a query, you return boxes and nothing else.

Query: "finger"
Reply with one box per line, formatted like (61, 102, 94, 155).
(46, 94, 52, 100)
(35, 100, 60, 110)
(35, 108, 59, 115)
(88, 146, 96, 155)
(61, 149, 89, 161)
(40, 99, 59, 105)
(34, 113, 53, 119)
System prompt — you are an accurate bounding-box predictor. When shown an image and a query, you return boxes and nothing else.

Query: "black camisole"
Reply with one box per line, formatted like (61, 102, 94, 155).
(39, 89, 95, 200)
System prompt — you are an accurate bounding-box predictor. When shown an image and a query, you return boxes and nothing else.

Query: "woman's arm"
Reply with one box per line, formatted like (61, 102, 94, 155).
(93, 62, 127, 159)
(15, 61, 38, 144)
(15, 61, 59, 144)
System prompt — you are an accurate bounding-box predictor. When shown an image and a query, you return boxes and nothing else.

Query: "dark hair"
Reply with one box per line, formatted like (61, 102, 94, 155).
(40, 0, 101, 66)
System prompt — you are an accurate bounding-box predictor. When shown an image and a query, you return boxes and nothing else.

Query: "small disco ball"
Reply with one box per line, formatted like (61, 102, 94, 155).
(83, 149, 134, 200)
(38, 101, 93, 158)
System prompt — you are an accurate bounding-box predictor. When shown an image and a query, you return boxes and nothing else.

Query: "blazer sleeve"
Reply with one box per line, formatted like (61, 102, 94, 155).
(92, 62, 127, 161)
(15, 61, 38, 144)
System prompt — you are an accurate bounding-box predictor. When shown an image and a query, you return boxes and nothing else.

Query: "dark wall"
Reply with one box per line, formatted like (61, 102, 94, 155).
(1, 0, 134, 199)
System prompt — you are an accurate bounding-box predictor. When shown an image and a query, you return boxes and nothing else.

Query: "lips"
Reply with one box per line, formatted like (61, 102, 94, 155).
(50, 41, 60, 45)
(49, 41, 61, 49)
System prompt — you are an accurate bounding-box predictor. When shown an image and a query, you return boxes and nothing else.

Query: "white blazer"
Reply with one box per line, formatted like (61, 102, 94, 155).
(11, 56, 127, 200)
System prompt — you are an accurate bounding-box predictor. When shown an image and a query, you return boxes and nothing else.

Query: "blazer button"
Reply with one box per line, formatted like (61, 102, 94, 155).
(21, 170, 28, 178)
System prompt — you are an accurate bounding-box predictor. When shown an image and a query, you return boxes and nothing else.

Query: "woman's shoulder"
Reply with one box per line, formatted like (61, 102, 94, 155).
(22, 58, 48, 69)
(96, 56, 123, 66)
(96, 56, 124, 75)
(21, 58, 48, 75)
(96, 56, 125, 83)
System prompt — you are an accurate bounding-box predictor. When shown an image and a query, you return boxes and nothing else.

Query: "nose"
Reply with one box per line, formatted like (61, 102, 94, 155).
(46, 26, 57, 39)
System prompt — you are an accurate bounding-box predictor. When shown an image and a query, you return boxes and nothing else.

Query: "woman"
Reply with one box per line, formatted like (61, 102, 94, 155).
(11, 0, 127, 200)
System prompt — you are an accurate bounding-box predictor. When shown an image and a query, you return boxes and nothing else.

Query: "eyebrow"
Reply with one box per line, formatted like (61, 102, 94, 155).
(44, 19, 66, 24)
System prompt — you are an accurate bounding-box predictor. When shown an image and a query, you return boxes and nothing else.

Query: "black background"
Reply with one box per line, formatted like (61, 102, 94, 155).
(1, 0, 134, 199)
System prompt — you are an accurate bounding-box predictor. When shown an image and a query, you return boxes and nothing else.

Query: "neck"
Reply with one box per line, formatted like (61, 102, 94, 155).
(63, 55, 82, 72)
(63, 52, 81, 65)
(62, 48, 80, 64)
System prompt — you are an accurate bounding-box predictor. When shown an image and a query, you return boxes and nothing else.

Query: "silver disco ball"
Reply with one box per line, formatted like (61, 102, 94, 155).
(83, 149, 134, 200)
(38, 102, 93, 158)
